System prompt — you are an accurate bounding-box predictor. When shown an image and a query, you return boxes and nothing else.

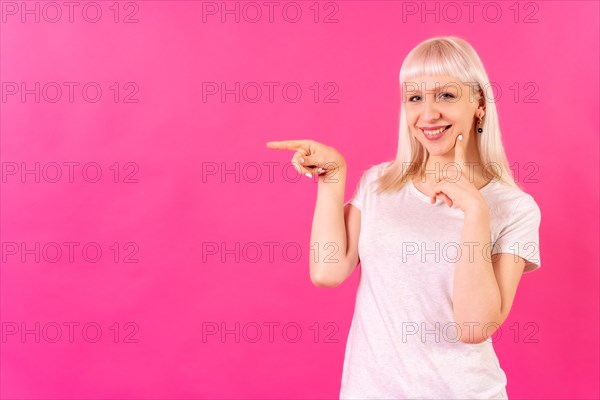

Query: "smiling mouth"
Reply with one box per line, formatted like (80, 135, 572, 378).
(421, 125, 452, 135)
(421, 125, 452, 137)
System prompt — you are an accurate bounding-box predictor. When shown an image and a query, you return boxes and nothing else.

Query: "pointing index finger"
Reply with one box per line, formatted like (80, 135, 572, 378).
(454, 133, 466, 174)
(266, 140, 307, 150)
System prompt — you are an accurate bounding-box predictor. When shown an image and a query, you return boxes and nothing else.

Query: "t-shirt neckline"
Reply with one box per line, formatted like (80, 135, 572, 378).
(408, 178, 496, 204)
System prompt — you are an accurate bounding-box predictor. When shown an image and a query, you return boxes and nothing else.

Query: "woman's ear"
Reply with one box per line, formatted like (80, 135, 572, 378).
(477, 88, 486, 116)
(477, 107, 485, 119)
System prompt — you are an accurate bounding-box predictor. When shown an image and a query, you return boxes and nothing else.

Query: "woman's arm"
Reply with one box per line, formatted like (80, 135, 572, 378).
(266, 139, 359, 289)
(309, 163, 360, 288)
(452, 204, 503, 344)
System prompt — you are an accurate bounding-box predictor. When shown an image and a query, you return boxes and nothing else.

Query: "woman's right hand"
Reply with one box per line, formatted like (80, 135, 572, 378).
(265, 139, 346, 179)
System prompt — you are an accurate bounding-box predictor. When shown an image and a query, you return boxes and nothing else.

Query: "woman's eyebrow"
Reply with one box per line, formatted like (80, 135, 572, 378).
(405, 85, 456, 94)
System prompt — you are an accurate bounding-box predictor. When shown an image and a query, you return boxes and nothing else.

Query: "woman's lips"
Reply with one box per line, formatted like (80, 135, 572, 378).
(422, 125, 452, 141)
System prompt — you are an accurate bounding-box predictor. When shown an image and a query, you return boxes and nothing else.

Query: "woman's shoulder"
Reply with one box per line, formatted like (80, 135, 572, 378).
(485, 179, 540, 219)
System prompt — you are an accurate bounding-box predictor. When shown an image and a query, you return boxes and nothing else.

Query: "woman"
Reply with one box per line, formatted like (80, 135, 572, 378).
(266, 36, 541, 399)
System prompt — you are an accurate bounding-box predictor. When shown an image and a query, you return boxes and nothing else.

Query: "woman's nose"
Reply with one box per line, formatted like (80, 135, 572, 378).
(422, 97, 441, 120)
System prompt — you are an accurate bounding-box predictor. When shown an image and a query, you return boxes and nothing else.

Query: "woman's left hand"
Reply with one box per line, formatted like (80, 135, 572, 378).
(430, 133, 489, 214)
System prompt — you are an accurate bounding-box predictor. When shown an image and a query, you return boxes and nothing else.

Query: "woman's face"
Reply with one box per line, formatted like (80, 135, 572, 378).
(404, 74, 483, 157)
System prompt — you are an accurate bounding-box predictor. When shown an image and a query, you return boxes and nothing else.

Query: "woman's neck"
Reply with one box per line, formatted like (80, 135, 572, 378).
(415, 154, 490, 189)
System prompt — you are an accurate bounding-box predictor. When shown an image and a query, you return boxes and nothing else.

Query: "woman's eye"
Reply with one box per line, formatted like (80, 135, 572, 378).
(408, 93, 454, 102)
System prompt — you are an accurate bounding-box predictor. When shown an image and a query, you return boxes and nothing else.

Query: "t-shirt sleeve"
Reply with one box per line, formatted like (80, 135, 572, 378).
(491, 195, 542, 273)
(344, 162, 378, 212)
(344, 172, 365, 212)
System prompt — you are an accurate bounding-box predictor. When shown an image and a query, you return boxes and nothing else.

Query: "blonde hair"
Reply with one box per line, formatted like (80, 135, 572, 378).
(372, 36, 523, 195)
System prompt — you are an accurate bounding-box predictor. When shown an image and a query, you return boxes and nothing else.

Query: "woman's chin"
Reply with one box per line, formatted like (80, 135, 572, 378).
(423, 142, 452, 155)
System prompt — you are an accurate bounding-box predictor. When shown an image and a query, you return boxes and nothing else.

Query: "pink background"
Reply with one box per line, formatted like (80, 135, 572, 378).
(1, 1, 598, 398)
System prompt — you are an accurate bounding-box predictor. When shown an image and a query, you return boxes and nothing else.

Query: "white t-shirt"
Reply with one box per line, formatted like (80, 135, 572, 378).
(340, 161, 542, 399)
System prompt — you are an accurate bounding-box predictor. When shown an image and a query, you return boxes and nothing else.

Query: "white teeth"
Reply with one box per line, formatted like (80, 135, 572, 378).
(422, 126, 450, 136)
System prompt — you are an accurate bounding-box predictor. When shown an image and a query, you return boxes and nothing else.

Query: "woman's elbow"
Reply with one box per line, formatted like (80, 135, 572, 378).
(310, 274, 340, 288)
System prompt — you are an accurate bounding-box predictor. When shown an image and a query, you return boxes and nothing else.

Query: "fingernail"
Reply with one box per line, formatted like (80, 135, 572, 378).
(317, 168, 324, 173)
(299, 157, 304, 163)
(458, 134, 463, 141)
(305, 172, 312, 178)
